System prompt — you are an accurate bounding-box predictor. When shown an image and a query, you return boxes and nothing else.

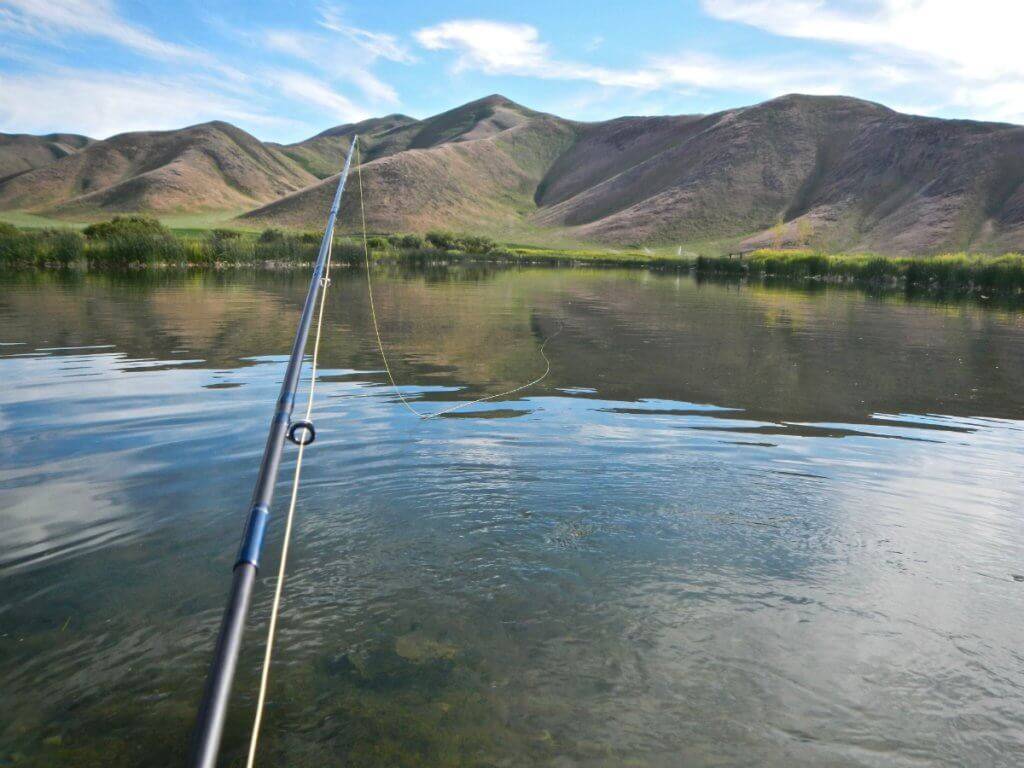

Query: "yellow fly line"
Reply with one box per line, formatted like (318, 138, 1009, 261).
(245, 236, 335, 768)
(244, 140, 560, 766)
(354, 142, 559, 420)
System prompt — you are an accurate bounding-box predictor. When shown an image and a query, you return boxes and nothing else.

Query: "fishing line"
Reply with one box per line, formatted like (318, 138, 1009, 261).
(244, 141, 558, 764)
(355, 143, 560, 419)
(245, 228, 336, 768)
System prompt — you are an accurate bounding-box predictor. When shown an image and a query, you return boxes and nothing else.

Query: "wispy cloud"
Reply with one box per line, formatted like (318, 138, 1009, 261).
(263, 29, 400, 104)
(318, 5, 414, 64)
(0, 0, 406, 138)
(415, 8, 1024, 124)
(703, 0, 1024, 122)
(0, 69, 290, 137)
(263, 69, 371, 122)
(1, 0, 203, 62)
(415, 19, 851, 96)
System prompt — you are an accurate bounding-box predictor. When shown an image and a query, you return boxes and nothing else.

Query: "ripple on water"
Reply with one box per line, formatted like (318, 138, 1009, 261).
(1, 269, 1023, 767)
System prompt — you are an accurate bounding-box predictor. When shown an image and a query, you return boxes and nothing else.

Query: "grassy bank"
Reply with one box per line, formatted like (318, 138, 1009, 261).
(0, 219, 664, 271)
(2, 218, 1023, 295)
(0, 218, 361, 269)
(695, 249, 1024, 294)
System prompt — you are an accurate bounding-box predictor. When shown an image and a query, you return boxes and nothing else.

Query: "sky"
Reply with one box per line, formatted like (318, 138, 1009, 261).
(1, 0, 1023, 143)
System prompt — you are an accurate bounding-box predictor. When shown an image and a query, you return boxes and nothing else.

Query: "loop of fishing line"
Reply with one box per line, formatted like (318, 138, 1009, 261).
(355, 142, 560, 420)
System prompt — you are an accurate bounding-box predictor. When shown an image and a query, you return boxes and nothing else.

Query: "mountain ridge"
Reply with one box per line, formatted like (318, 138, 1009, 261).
(2, 93, 1023, 254)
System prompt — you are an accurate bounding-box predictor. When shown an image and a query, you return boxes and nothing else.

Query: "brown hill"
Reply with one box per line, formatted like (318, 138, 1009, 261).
(243, 96, 577, 236)
(0, 122, 316, 216)
(3, 94, 1024, 253)
(269, 114, 417, 179)
(535, 95, 1024, 253)
(243, 94, 1024, 253)
(0, 133, 93, 184)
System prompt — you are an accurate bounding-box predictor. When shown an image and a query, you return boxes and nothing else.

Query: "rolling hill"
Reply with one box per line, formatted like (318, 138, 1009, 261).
(0, 133, 93, 184)
(243, 96, 577, 236)
(0, 122, 317, 216)
(3, 93, 1024, 253)
(268, 114, 418, 179)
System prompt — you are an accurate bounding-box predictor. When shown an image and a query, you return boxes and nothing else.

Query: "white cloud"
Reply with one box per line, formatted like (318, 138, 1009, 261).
(703, 0, 1024, 80)
(416, 20, 548, 75)
(702, 0, 1024, 122)
(0, 0, 403, 138)
(415, 19, 851, 97)
(318, 6, 413, 64)
(1, 0, 200, 61)
(416, 11, 1024, 124)
(264, 70, 371, 123)
(0, 69, 288, 137)
(263, 29, 399, 104)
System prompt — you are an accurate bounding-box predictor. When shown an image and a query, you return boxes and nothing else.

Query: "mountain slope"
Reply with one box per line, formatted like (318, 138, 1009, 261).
(245, 94, 1024, 253)
(270, 114, 417, 178)
(533, 95, 1024, 253)
(243, 96, 578, 234)
(0, 133, 93, 184)
(3, 94, 1023, 253)
(0, 122, 317, 216)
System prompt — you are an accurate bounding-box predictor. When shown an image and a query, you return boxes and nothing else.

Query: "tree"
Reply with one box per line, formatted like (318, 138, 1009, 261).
(796, 218, 814, 247)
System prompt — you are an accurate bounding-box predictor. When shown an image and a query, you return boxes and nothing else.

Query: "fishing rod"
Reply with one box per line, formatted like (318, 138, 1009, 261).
(188, 137, 358, 768)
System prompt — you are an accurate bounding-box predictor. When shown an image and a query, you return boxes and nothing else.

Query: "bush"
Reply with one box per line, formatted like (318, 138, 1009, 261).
(0, 226, 84, 268)
(331, 241, 364, 264)
(366, 235, 388, 249)
(46, 229, 85, 267)
(398, 233, 424, 249)
(255, 234, 319, 263)
(83, 215, 167, 241)
(258, 228, 284, 244)
(458, 235, 496, 254)
(208, 230, 252, 264)
(300, 231, 323, 244)
(425, 230, 457, 250)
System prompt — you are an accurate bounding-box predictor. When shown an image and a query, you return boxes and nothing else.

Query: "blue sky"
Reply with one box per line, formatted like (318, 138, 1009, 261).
(1, 1, 1022, 142)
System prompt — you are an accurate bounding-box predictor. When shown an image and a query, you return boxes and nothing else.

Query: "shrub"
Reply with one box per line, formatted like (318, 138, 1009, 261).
(208, 230, 252, 264)
(458, 235, 496, 254)
(331, 241, 364, 264)
(83, 215, 167, 240)
(300, 231, 323, 244)
(425, 230, 457, 250)
(398, 233, 423, 249)
(258, 228, 284, 244)
(255, 234, 318, 263)
(45, 229, 85, 267)
(0, 227, 84, 268)
(366, 235, 388, 249)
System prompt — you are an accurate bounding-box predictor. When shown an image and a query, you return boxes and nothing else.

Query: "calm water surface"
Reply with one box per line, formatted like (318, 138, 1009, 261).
(1, 266, 1023, 767)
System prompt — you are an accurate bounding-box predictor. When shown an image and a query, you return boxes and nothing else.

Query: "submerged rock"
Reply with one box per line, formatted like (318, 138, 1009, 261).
(394, 632, 458, 663)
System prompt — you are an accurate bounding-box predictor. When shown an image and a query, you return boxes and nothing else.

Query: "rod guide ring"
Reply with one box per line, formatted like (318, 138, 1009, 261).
(286, 419, 316, 446)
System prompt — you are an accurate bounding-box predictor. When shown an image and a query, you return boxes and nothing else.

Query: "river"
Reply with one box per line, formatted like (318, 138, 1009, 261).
(1, 266, 1022, 766)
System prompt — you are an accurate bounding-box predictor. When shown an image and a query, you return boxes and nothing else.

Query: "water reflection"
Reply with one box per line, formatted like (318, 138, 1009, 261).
(1, 268, 1022, 767)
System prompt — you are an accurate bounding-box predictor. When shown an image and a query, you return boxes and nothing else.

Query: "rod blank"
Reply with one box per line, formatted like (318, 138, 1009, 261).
(188, 137, 358, 768)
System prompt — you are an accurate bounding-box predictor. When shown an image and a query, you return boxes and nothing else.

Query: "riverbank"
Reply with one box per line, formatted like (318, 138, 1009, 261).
(2, 219, 1022, 295)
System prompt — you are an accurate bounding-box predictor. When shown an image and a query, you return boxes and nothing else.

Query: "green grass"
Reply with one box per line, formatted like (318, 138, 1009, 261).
(0, 210, 90, 229)
(0, 218, 361, 270)
(694, 248, 1024, 293)
(2, 216, 1022, 294)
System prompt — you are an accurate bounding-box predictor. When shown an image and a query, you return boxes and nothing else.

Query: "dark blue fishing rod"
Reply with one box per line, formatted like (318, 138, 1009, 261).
(188, 137, 358, 768)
